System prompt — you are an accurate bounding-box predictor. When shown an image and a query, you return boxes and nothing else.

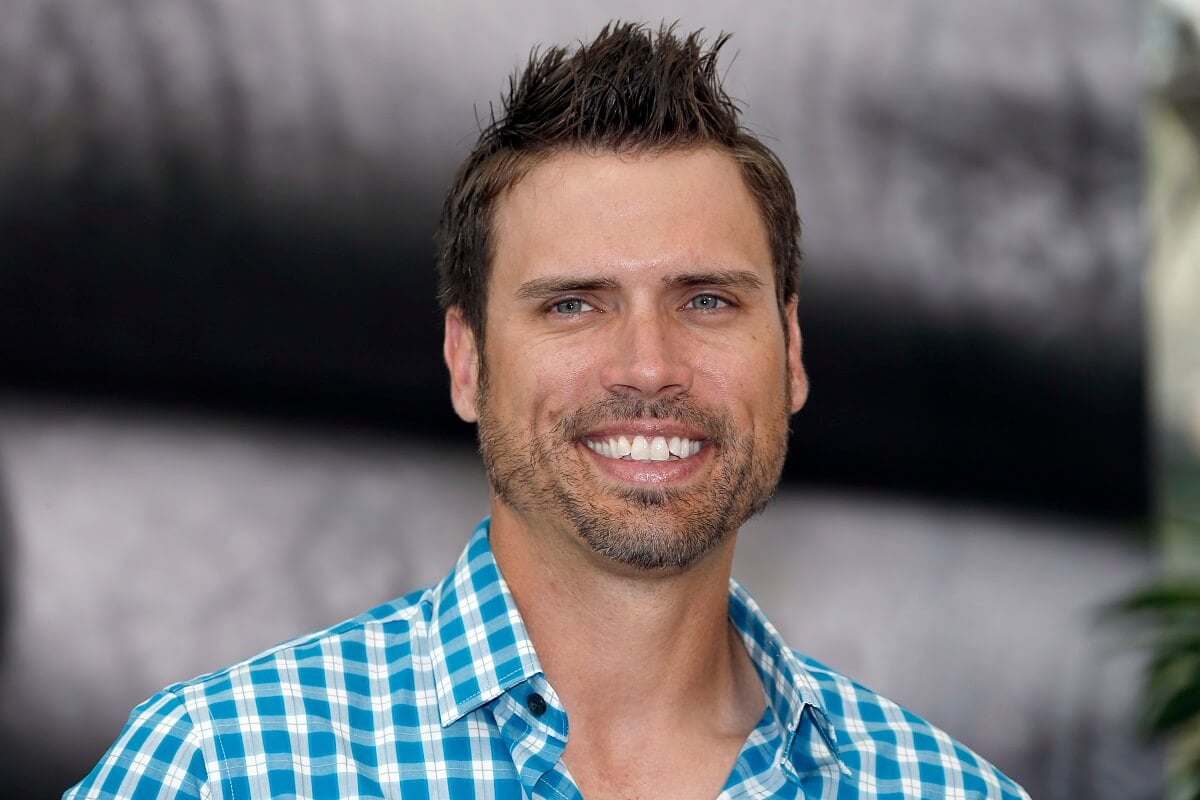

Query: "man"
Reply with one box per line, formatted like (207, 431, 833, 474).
(66, 23, 1029, 800)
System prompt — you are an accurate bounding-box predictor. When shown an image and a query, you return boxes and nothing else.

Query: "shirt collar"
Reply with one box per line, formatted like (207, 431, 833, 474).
(728, 579, 849, 780)
(427, 519, 847, 777)
(428, 520, 542, 726)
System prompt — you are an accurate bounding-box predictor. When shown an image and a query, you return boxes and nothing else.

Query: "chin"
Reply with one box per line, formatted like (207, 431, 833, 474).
(566, 500, 738, 572)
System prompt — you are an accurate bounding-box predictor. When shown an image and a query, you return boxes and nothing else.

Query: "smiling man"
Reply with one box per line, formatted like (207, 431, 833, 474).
(66, 23, 1028, 800)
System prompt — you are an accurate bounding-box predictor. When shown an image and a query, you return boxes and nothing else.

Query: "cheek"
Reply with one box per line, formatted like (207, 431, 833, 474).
(699, 332, 787, 401)
(493, 338, 597, 423)
(528, 345, 594, 386)
(695, 359, 732, 399)
(533, 353, 595, 424)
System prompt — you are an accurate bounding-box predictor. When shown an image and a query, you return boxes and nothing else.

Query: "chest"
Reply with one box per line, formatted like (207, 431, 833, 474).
(201, 700, 813, 800)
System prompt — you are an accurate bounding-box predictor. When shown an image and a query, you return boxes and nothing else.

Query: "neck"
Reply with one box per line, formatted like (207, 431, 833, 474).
(488, 503, 763, 740)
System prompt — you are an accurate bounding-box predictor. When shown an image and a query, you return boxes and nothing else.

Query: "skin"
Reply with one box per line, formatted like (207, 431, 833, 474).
(444, 147, 808, 799)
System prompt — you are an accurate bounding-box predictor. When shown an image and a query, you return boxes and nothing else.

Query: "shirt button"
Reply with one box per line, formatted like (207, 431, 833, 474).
(526, 693, 547, 717)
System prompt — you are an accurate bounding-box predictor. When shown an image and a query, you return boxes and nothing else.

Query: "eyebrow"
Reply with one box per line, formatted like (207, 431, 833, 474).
(514, 269, 765, 300)
(514, 276, 621, 300)
(663, 269, 765, 292)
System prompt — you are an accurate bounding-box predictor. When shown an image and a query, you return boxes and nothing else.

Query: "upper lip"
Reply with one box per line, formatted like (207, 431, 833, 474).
(581, 421, 710, 440)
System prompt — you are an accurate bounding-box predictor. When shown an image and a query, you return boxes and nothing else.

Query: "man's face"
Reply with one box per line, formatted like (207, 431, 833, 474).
(444, 148, 807, 571)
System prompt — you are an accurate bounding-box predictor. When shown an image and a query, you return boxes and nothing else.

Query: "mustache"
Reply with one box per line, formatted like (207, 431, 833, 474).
(555, 395, 731, 446)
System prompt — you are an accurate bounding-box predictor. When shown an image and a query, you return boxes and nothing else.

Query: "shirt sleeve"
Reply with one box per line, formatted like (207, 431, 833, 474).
(63, 689, 210, 800)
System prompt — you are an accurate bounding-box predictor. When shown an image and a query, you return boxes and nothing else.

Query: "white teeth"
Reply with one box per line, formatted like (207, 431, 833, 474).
(586, 434, 705, 462)
(630, 435, 650, 461)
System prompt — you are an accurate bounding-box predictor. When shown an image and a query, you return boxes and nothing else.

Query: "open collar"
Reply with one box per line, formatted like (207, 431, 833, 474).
(427, 520, 542, 726)
(728, 579, 849, 781)
(426, 518, 848, 779)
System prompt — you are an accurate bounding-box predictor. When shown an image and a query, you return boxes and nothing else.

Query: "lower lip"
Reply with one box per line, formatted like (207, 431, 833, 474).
(579, 442, 712, 485)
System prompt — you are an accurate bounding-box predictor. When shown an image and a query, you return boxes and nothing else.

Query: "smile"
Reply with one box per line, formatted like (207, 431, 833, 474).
(583, 435, 704, 462)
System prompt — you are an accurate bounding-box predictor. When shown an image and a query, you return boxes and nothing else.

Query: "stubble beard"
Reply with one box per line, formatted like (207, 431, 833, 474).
(476, 368, 791, 571)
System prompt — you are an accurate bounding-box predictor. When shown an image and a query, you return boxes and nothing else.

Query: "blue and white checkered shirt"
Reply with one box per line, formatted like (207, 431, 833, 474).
(65, 520, 1029, 799)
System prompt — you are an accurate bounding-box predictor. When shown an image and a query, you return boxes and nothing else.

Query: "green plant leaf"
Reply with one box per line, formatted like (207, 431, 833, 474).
(1105, 583, 1200, 617)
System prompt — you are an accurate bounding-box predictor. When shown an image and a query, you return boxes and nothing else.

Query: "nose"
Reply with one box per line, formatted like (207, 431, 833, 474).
(599, 310, 693, 400)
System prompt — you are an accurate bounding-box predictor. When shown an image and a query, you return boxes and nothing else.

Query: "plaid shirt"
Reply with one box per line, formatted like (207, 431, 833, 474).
(65, 520, 1029, 799)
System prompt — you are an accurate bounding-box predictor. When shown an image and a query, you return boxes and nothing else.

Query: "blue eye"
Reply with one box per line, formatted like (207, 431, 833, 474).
(688, 294, 727, 310)
(552, 298, 592, 314)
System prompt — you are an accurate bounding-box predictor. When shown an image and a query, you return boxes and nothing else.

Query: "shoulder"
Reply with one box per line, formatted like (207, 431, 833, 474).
(64, 689, 209, 800)
(65, 588, 434, 799)
(175, 585, 434, 721)
(793, 650, 1030, 800)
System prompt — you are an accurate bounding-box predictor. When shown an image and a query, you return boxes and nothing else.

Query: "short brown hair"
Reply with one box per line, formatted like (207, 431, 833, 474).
(435, 22, 801, 342)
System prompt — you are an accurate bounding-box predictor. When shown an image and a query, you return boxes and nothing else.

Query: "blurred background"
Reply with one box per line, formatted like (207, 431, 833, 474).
(0, 0, 1192, 797)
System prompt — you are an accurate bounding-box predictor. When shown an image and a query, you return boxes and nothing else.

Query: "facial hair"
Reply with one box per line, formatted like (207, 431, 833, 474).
(476, 375, 791, 571)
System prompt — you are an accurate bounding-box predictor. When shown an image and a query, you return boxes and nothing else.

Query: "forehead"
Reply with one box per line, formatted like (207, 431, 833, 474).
(489, 148, 772, 293)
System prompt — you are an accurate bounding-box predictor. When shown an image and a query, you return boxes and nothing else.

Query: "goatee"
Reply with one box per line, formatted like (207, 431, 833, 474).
(477, 391, 789, 571)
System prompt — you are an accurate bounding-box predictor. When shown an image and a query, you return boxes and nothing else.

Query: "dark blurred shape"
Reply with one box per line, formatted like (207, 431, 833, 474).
(0, 0, 1145, 524)
(0, 472, 10, 674)
(0, 747, 78, 800)
(792, 285, 1143, 516)
(0, 471, 67, 800)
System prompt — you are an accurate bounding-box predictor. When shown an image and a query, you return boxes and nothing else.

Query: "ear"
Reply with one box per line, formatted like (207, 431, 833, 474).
(444, 307, 481, 423)
(785, 296, 809, 414)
